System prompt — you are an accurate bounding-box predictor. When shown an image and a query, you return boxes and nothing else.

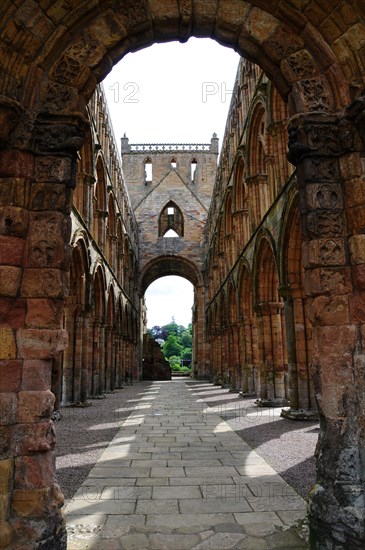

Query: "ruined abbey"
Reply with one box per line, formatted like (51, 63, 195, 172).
(1, 2, 365, 549)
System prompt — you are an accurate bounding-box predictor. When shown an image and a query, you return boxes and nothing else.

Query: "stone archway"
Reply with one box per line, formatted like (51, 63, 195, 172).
(140, 255, 203, 375)
(0, 2, 365, 548)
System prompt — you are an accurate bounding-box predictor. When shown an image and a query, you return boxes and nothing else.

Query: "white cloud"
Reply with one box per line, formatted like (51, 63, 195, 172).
(103, 39, 240, 328)
(145, 276, 193, 328)
(103, 37, 240, 147)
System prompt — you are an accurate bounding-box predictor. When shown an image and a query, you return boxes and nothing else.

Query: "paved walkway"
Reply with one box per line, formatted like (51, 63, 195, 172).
(64, 380, 308, 549)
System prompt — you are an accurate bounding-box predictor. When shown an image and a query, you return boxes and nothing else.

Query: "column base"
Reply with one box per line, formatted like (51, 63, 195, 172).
(281, 407, 319, 421)
(309, 483, 365, 549)
(239, 391, 257, 398)
(255, 397, 289, 408)
(36, 525, 67, 550)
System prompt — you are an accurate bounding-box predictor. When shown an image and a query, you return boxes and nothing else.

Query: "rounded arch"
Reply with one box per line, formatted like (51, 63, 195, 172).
(4, 1, 357, 128)
(140, 256, 202, 295)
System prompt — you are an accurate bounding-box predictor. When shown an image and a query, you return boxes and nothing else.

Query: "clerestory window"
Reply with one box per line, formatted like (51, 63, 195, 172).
(159, 201, 184, 237)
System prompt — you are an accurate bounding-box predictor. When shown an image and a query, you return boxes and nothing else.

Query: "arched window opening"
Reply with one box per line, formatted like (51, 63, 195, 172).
(159, 201, 184, 237)
(164, 229, 180, 238)
(171, 158, 177, 169)
(144, 158, 152, 184)
(191, 159, 197, 182)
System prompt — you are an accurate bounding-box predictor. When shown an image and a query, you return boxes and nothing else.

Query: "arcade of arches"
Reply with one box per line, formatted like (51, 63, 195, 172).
(0, 2, 365, 549)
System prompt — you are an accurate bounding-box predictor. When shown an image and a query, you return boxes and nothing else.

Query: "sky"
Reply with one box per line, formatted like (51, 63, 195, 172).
(103, 38, 240, 328)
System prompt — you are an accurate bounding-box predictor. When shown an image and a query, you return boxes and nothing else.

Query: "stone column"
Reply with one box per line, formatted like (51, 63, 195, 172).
(104, 325, 111, 391)
(0, 108, 84, 547)
(80, 312, 90, 403)
(91, 318, 101, 396)
(280, 285, 299, 409)
(73, 309, 83, 403)
(288, 110, 365, 547)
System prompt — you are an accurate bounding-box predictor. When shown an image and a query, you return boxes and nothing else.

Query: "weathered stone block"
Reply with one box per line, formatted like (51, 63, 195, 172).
(12, 487, 51, 518)
(22, 360, 51, 391)
(0, 520, 11, 548)
(16, 328, 68, 360)
(0, 149, 34, 178)
(0, 236, 25, 266)
(30, 182, 71, 212)
(0, 207, 29, 237)
(349, 235, 365, 265)
(302, 238, 347, 267)
(353, 264, 365, 291)
(349, 293, 365, 323)
(0, 266, 22, 297)
(27, 211, 69, 269)
(0, 360, 22, 392)
(20, 268, 69, 298)
(344, 177, 365, 207)
(0, 325, 16, 359)
(0, 458, 14, 492)
(0, 427, 11, 459)
(35, 156, 72, 183)
(0, 298, 26, 329)
(15, 421, 56, 454)
(25, 298, 64, 329)
(17, 390, 55, 423)
(0, 393, 17, 425)
(310, 295, 350, 325)
(303, 267, 352, 296)
(346, 205, 365, 234)
(0, 178, 27, 207)
(313, 325, 357, 355)
(15, 454, 55, 489)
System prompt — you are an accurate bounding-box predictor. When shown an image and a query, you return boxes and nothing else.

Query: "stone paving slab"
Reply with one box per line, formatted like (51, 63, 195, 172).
(65, 380, 308, 549)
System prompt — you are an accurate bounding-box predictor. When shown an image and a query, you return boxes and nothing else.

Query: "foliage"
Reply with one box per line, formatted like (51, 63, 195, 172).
(148, 319, 192, 368)
(163, 334, 183, 358)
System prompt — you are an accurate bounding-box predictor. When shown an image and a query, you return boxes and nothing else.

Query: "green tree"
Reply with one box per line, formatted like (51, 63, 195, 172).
(182, 348, 192, 360)
(163, 334, 183, 358)
(180, 330, 192, 348)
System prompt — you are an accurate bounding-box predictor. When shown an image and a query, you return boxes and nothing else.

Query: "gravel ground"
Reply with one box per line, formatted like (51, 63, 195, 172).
(56, 379, 319, 501)
(186, 381, 319, 499)
(55, 382, 153, 500)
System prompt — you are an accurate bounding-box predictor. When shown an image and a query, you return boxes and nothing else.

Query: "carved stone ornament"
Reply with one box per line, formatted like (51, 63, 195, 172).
(41, 82, 79, 114)
(0, 95, 24, 149)
(50, 54, 89, 88)
(297, 76, 333, 112)
(306, 211, 343, 238)
(118, 0, 149, 27)
(33, 121, 84, 155)
(305, 238, 346, 267)
(35, 157, 73, 182)
(265, 26, 304, 62)
(282, 50, 318, 82)
(180, 0, 192, 19)
(303, 158, 339, 183)
(306, 183, 343, 211)
(345, 93, 365, 149)
(65, 34, 105, 66)
(287, 115, 340, 164)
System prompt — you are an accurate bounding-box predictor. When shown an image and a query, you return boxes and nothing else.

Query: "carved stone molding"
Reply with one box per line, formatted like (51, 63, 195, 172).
(0, 95, 24, 149)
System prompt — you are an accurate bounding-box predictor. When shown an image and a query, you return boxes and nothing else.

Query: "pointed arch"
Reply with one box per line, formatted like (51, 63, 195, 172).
(159, 200, 184, 238)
